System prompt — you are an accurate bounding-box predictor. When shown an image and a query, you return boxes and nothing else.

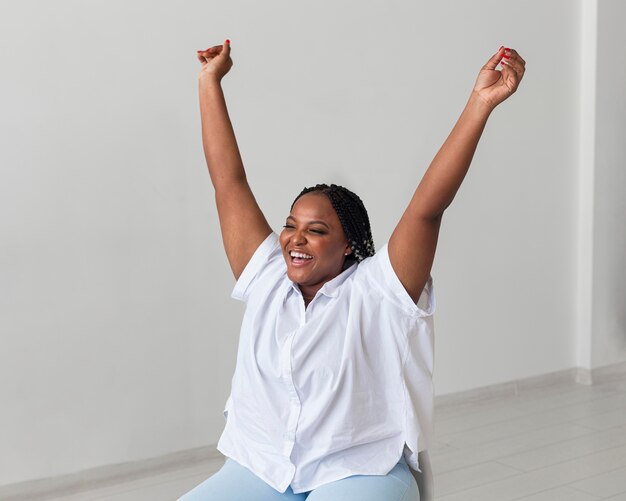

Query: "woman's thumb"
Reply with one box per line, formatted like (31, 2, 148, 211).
(221, 39, 231, 58)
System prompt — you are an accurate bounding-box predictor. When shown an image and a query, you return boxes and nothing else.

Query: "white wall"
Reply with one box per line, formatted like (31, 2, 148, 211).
(427, 1, 579, 393)
(592, 0, 626, 368)
(0, 0, 587, 486)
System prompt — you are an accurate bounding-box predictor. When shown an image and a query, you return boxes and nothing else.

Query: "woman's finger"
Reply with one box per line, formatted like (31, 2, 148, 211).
(501, 60, 522, 91)
(196, 40, 232, 75)
(501, 59, 520, 78)
(220, 39, 231, 59)
(483, 46, 506, 71)
(504, 50, 526, 74)
(204, 42, 228, 58)
(503, 56, 525, 79)
(196, 44, 223, 58)
(501, 49, 525, 77)
(507, 49, 526, 67)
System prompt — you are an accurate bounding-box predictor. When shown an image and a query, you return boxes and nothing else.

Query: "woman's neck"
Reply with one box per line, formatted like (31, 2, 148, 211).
(299, 284, 320, 304)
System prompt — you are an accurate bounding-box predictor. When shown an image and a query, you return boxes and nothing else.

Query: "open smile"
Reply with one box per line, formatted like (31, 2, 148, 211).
(289, 250, 314, 267)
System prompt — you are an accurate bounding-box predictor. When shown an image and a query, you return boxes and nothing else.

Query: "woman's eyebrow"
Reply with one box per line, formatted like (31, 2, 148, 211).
(308, 220, 330, 228)
(285, 216, 330, 228)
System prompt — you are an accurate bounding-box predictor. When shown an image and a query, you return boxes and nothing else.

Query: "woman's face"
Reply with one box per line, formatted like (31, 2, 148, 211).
(279, 193, 352, 290)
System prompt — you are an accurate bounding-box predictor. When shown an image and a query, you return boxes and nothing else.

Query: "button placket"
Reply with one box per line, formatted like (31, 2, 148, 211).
(280, 326, 302, 457)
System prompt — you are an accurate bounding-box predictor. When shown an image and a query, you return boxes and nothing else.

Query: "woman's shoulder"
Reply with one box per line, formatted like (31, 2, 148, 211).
(355, 243, 436, 318)
(232, 232, 286, 302)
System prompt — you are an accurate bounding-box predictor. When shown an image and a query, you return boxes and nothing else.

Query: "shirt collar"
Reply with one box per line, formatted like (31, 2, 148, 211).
(285, 262, 358, 300)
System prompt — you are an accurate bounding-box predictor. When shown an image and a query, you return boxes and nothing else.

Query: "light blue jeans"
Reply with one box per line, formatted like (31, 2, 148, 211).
(178, 456, 419, 501)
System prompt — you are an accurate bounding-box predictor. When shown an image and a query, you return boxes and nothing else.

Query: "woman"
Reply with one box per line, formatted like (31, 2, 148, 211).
(180, 40, 525, 501)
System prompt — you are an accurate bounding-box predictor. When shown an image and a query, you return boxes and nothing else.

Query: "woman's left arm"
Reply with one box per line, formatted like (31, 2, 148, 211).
(389, 47, 526, 302)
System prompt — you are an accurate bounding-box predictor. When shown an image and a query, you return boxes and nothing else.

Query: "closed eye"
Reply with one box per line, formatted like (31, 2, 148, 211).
(283, 224, 325, 235)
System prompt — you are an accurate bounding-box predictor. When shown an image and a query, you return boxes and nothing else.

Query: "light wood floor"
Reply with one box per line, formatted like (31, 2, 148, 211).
(47, 374, 626, 501)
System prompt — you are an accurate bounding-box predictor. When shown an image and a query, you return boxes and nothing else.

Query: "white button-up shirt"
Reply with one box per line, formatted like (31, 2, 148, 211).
(217, 233, 435, 494)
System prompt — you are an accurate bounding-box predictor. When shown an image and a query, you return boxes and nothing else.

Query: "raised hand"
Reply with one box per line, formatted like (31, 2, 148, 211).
(197, 40, 233, 83)
(196, 39, 273, 279)
(473, 47, 526, 109)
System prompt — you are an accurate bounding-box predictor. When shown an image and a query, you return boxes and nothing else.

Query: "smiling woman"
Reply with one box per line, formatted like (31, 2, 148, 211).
(182, 39, 525, 501)
(280, 186, 374, 305)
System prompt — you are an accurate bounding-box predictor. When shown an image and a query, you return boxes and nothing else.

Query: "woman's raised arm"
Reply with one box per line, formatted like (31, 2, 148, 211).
(388, 47, 526, 302)
(197, 40, 272, 279)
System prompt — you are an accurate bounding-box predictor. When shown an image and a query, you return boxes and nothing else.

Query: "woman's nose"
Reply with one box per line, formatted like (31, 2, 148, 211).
(292, 229, 306, 245)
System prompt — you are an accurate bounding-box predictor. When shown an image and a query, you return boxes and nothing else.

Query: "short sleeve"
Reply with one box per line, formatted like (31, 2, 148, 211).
(231, 232, 282, 302)
(364, 243, 436, 317)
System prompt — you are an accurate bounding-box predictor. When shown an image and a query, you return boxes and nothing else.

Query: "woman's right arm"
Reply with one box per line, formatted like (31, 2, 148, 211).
(197, 40, 272, 279)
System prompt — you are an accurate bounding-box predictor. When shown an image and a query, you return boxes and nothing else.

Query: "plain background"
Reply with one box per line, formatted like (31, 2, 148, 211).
(1, 0, 624, 488)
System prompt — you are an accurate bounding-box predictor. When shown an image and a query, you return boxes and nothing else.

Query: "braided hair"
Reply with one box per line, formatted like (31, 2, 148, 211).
(291, 184, 375, 264)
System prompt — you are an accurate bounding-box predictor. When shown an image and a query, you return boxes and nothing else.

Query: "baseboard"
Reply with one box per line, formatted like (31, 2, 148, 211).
(576, 366, 593, 385)
(590, 359, 626, 383)
(3, 360, 626, 500)
(0, 446, 224, 501)
(434, 367, 580, 410)
(573, 360, 626, 386)
(434, 360, 626, 409)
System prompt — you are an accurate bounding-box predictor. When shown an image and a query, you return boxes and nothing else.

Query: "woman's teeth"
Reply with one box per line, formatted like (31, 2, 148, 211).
(290, 251, 313, 260)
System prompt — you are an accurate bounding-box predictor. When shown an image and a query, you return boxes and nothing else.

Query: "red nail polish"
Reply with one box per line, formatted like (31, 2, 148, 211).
(503, 54, 510, 59)
(226, 39, 230, 44)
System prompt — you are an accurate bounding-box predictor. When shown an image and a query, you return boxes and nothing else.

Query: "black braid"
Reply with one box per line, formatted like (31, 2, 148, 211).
(291, 184, 375, 263)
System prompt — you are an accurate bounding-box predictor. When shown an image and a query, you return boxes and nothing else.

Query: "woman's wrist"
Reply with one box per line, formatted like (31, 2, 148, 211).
(199, 72, 223, 88)
(466, 91, 496, 120)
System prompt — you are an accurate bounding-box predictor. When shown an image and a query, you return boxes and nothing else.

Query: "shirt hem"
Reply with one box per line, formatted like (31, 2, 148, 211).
(216, 442, 293, 494)
(289, 456, 409, 494)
